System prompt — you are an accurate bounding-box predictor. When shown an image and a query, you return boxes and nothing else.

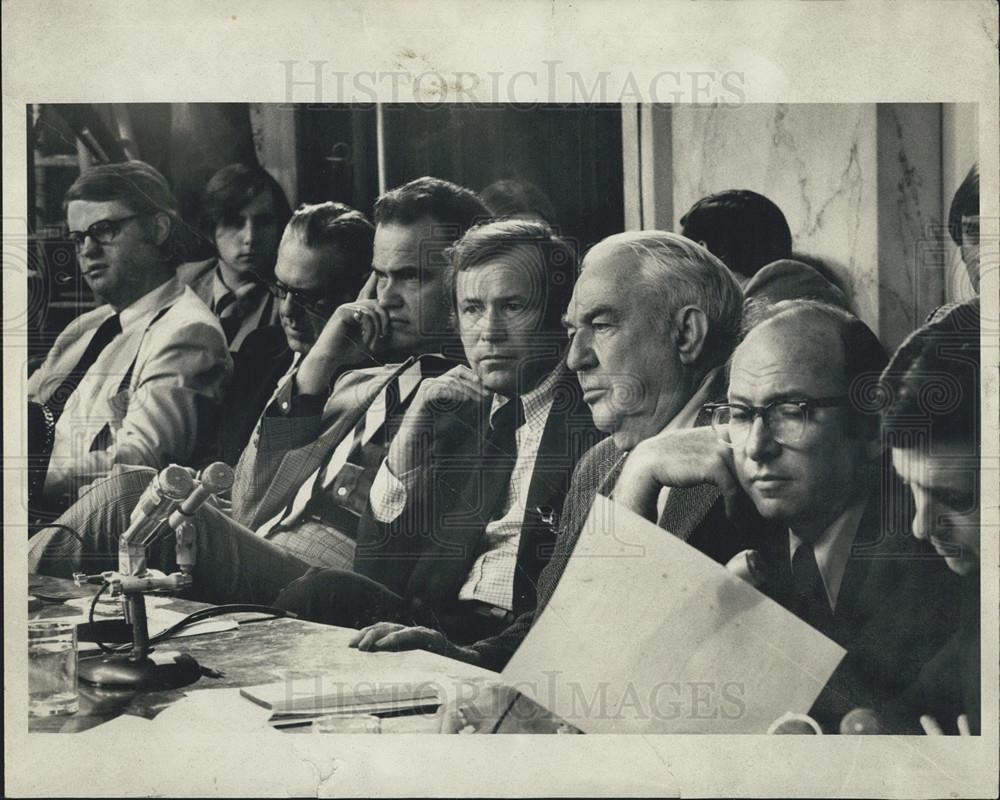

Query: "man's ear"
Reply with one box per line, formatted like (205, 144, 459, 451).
(149, 212, 172, 248)
(672, 305, 709, 365)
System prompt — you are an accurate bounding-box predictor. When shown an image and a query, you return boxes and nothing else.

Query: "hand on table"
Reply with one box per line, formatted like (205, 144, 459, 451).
(349, 621, 480, 665)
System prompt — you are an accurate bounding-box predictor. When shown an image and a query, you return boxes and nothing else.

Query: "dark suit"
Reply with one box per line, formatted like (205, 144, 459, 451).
(754, 468, 962, 732)
(354, 366, 603, 620)
(886, 576, 980, 735)
(468, 433, 766, 670)
(273, 367, 604, 642)
(191, 325, 294, 469)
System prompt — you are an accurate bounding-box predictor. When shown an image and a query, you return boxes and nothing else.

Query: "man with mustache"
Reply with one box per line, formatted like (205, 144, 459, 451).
(347, 230, 757, 657)
(27, 160, 230, 516)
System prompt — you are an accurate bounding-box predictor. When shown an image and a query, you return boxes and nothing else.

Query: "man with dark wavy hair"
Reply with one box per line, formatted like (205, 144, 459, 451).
(177, 163, 292, 352)
(881, 298, 981, 735)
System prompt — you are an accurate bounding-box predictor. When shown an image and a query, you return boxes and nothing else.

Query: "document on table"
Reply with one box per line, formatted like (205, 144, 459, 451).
(501, 495, 846, 734)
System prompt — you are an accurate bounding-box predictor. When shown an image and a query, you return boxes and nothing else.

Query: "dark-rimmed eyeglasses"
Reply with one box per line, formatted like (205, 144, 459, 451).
(705, 397, 850, 446)
(262, 278, 336, 316)
(67, 214, 144, 251)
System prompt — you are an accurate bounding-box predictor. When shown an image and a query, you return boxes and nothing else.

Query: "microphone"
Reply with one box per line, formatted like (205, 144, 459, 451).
(119, 465, 195, 574)
(169, 462, 235, 572)
(726, 549, 768, 589)
(767, 711, 823, 734)
(839, 708, 881, 735)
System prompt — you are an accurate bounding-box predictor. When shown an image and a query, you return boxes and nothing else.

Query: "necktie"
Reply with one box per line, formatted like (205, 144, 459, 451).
(792, 542, 833, 631)
(45, 313, 122, 423)
(214, 292, 242, 345)
(481, 397, 525, 521)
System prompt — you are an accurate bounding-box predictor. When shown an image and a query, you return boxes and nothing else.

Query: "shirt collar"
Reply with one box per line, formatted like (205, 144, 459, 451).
(213, 264, 261, 304)
(118, 276, 183, 330)
(491, 367, 560, 431)
(788, 497, 867, 611)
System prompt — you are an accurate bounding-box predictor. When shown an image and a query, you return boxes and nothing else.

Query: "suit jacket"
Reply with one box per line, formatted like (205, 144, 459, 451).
(469, 430, 767, 671)
(231, 357, 437, 531)
(353, 367, 605, 620)
(27, 277, 231, 507)
(754, 467, 963, 732)
(192, 325, 294, 468)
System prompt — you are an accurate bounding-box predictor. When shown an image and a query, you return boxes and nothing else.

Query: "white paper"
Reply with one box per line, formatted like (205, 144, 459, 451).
(502, 495, 846, 734)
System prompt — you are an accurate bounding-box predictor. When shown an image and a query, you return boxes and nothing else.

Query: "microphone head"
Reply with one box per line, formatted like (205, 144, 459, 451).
(839, 708, 881, 735)
(158, 464, 195, 500)
(198, 462, 235, 494)
(767, 712, 822, 734)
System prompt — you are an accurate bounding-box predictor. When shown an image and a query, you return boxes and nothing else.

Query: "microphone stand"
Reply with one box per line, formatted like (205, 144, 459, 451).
(75, 463, 234, 690)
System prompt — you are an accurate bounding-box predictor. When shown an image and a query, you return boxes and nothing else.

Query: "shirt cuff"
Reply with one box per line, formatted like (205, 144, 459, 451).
(267, 371, 326, 418)
(369, 459, 420, 523)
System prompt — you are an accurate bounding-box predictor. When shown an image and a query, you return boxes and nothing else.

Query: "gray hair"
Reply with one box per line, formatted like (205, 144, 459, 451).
(588, 231, 744, 370)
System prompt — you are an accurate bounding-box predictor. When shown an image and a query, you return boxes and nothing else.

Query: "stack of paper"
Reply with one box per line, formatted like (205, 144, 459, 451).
(501, 496, 846, 734)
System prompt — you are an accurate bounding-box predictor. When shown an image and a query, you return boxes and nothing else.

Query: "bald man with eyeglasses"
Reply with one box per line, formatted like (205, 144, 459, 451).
(615, 299, 961, 733)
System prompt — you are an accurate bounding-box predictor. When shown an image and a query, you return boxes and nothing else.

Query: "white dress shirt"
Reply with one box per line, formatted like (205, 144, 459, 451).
(788, 499, 867, 611)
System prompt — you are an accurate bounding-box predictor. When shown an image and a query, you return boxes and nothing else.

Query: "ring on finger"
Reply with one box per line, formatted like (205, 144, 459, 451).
(352, 308, 365, 322)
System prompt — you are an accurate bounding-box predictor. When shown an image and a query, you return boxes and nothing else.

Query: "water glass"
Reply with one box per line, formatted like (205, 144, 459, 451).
(28, 621, 79, 717)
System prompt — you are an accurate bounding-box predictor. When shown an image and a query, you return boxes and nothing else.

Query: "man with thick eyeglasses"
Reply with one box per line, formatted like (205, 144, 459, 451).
(614, 299, 960, 732)
(26, 160, 230, 517)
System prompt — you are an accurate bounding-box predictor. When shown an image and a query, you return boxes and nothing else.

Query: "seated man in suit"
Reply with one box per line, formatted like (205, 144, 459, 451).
(346, 230, 754, 657)
(272, 219, 603, 643)
(612, 299, 961, 732)
(176, 163, 292, 352)
(197, 201, 375, 467)
(27, 160, 231, 517)
(881, 298, 982, 735)
(29, 177, 488, 604)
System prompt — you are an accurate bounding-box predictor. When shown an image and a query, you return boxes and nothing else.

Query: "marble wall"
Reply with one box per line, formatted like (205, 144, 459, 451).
(625, 103, 967, 350)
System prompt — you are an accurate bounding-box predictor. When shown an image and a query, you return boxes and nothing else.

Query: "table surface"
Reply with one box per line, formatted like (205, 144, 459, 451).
(27, 574, 516, 734)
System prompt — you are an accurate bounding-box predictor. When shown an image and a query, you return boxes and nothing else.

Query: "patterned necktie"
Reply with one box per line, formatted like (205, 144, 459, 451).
(45, 313, 122, 423)
(792, 542, 833, 630)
